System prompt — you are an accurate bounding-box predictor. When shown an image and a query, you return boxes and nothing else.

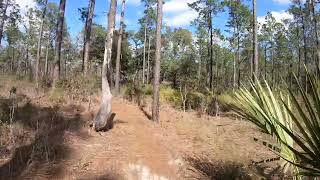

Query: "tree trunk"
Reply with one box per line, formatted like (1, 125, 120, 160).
(296, 23, 302, 81)
(298, 0, 308, 91)
(152, 0, 163, 123)
(236, 24, 240, 88)
(264, 45, 267, 80)
(147, 35, 151, 84)
(143, 25, 147, 84)
(115, 0, 125, 94)
(252, 0, 259, 80)
(271, 47, 274, 87)
(44, 37, 50, 76)
(84, 0, 95, 76)
(209, 9, 213, 90)
(311, 0, 320, 75)
(11, 47, 14, 73)
(52, 0, 66, 86)
(0, 0, 8, 46)
(93, 0, 117, 131)
(35, 0, 48, 88)
(198, 40, 202, 87)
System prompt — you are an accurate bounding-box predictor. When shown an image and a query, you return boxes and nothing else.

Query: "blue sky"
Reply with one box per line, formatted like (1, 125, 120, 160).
(18, 0, 294, 39)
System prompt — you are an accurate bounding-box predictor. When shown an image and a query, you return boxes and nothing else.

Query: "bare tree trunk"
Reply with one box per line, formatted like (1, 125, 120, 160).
(0, 0, 8, 46)
(10, 47, 14, 73)
(35, 0, 48, 88)
(152, 0, 163, 123)
(44, 37, 50, 76)
(271, 47, 274, 87)
(84, 0, 95, 76)
(198, 41, 202, 87)
(232, 25, 236, 90)
(233, 50, 236, 90)
(296, 23, 302, 81)
(93, 0, 117, 131)
(311, 0, 320, 75)
(209, 9, 213, 90)
(252, 0, 259, 80)
(143, 25, 147, 84)
(147, 35, 151, 84)
(298, 0, 308, 91)
(264, 45, 267, 80)
(52, 0, 66, 86)
(115, 0, 125, 94)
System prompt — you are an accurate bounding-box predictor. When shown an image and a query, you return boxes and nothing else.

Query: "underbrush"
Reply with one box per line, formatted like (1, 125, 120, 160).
(123, 82, 234, 116)
(50, 76, 101, 103)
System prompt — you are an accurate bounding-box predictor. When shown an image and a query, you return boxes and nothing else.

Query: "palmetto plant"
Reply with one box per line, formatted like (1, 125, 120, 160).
(229, 71, 320, 177)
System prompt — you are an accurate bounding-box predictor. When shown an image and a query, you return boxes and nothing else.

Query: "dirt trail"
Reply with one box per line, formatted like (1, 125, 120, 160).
(48, 97, 184, 179)
(0, 82, 280, 179)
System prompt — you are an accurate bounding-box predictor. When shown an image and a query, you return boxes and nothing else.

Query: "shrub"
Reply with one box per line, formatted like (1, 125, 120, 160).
(49, 87, 66, 104)
(123, 82, 145, 106)
(142, 84, 153, 95)
(187, 91, 206, 109)
(160, 85, 181, 107)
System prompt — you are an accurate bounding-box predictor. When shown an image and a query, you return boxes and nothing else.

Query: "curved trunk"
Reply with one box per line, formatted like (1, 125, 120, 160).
(115, 0, 126, 94)
(93, 0, 117, 131)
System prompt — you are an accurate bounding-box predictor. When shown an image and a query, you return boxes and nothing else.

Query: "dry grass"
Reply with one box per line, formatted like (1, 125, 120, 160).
(0, 76, 292, 179)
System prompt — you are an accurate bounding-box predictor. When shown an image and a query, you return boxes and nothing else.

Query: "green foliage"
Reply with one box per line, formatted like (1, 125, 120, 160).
(187, 91, 206, 109)
(123, 81, 145, 106)
(160, 85, 181, 107)
(229, 71, 320, 177)
(142, 84, 153, 95)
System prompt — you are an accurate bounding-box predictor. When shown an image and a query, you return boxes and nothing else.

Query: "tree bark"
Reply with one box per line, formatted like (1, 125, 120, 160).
(298, 0, 308, 91)
(143, 25, 147, 84)
(93, 0, 117, 131)
(147, 35, 151, 84)
(0, 0, 8, 46)
(311, 0, 320, 75)
(252, 0, 259, 80)
(44, 38, 49, 76)
(83, 0, 95, 76)
(152, 0, 163, 123)
(296, 23, 302, 81)
(52, 0, 66, 86)
(35, 0, 48, 88)
(115, 0, 126, 94)
(264, 45, 267, 80)
(10, 47, 14, 72)
(209, 9, 213, 90)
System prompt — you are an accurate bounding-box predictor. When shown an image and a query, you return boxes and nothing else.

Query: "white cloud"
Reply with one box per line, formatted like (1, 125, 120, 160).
(258, 11, 293, 25)
(164, 10, 197, 27)
(272, 0, 291, 5)
(163, 0, 197, 27)
(163, 0, 192, 13)
(272, 0, 305, 5)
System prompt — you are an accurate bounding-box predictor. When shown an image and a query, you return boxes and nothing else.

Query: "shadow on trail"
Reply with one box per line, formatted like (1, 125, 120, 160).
(184, 155, 287, 180)
(0, 95, 89, 179)
(139, 106, 151, 120)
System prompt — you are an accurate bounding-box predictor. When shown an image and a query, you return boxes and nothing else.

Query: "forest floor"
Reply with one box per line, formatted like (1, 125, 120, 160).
(0, 77, 289, 180)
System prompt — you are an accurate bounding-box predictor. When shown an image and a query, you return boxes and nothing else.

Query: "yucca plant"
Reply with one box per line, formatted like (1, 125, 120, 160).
(229, 71, 320, 177)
